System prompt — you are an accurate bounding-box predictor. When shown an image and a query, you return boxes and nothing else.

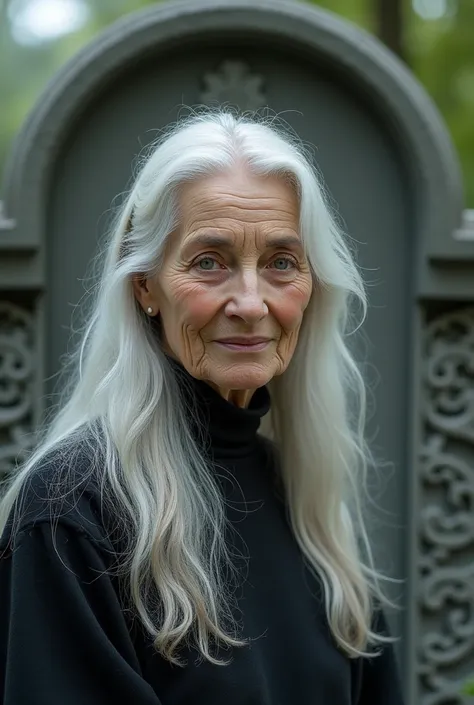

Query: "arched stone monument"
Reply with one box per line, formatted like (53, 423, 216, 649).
(1, 1, 474, 701)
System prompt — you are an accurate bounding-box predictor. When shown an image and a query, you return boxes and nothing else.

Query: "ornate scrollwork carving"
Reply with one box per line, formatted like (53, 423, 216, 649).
(419, 308, 474, 704)
(0, 302, 36, 476)
(199, 60, 267, 112)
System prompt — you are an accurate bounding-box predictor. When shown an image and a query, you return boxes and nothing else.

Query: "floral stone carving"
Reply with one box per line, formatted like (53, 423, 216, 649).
(200, 60, 267, 112)
(0, 302, 36, 476)
(419, 307, 474, 704)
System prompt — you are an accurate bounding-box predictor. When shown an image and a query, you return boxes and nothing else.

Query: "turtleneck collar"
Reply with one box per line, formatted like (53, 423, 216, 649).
(168, 358, 271, 458)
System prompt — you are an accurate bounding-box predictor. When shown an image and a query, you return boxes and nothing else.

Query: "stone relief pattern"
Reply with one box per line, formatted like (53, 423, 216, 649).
(419, 307, 474, 705)
(0, 302, 36, 476)
(200, 60, 267, 112)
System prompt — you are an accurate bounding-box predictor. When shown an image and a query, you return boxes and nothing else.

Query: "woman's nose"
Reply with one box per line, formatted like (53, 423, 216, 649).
(224, 272, 269, 323)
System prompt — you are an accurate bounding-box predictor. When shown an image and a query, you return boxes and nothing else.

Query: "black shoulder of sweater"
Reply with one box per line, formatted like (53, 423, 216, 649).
(0, 431, 278, 555)
(0, 438, 113, 555)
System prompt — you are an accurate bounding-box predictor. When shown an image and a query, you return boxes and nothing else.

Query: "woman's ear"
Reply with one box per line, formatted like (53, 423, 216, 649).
(131, 274, 160, 316)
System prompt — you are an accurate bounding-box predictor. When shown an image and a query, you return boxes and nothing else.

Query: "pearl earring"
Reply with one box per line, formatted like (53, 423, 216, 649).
(147, 307, 153, 315)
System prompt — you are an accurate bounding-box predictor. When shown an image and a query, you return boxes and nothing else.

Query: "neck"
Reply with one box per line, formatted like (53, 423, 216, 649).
(167, 356, 271, 457)
(207, 383, 256, 409)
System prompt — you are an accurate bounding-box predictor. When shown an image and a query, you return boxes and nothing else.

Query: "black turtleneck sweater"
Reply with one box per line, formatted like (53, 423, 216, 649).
(0, 369, 404, 705)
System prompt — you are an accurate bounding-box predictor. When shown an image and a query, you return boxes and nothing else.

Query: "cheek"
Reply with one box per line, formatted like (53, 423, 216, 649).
(164, 278, 221, 330)
(273, 281, 313, 331)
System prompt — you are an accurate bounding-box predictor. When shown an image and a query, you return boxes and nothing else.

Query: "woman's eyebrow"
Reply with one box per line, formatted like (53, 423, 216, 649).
(184, 234, 234, 250)
(265, 234, 303, 249)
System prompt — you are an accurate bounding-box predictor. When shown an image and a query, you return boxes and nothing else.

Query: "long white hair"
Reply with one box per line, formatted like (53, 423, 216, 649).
(0, 110, 395, 665)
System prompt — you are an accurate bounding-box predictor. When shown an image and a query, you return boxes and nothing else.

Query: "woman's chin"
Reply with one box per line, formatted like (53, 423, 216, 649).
(210, 361, 274, 392)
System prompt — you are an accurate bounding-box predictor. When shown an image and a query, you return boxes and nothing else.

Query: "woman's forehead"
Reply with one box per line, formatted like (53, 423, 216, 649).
(177, 172, 299, 226)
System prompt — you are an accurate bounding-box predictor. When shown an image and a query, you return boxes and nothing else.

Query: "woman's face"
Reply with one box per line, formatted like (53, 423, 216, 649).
(133, 169, 313, 406)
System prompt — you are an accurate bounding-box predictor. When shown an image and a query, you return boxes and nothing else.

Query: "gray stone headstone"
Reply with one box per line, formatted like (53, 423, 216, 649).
(1, 2, 473, 702)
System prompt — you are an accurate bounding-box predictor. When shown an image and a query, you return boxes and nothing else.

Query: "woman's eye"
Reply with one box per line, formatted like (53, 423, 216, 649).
(196, 257, 218, 271)
(270, 257, 296, 271)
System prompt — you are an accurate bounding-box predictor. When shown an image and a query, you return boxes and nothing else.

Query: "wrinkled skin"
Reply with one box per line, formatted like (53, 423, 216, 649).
(132, 169, 313, 407)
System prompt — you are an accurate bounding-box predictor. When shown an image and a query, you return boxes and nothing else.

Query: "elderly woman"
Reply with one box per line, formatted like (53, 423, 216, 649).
(0, 112, 404, 704)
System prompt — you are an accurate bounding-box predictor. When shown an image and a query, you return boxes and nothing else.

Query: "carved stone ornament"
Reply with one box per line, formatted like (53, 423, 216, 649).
(200, 60, 267, 112)
(0, 302, 36, 476)
(453, 209, 474, 242)
(419, 307, 474, 704)
(0, 201, 16, 231)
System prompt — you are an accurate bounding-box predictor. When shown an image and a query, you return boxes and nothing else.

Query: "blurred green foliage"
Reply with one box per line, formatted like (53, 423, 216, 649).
(464, 679, 474, 697)
(1, 0, 473, 204)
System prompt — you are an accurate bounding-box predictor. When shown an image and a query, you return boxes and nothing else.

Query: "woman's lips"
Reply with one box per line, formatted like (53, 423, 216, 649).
(214, 338, 272, 352)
